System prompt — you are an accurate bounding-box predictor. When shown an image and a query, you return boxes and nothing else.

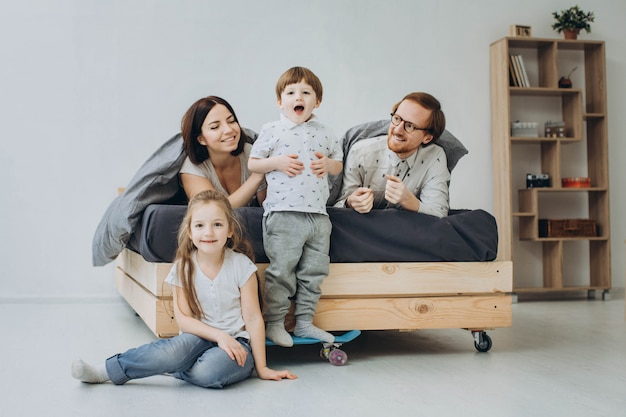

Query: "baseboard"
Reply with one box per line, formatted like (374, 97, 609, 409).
(0, 295, 125, 304)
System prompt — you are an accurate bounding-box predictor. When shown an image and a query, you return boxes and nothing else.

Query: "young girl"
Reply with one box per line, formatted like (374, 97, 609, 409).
(72, 190, 296, 388)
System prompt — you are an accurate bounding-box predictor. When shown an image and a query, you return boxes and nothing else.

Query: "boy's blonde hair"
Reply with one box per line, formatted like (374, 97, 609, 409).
(275, 66, 323, 102)
(174, 190, 254, 320)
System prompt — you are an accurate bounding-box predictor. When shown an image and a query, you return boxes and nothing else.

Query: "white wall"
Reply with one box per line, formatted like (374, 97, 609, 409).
(1, 0, 624, 300)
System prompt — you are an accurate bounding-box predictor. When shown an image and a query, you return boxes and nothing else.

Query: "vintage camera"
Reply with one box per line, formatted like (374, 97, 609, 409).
(526, 173, 551, 188)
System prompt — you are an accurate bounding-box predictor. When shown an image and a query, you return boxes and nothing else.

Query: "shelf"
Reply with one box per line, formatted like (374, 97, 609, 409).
(512, 212, 534, 217)
(584, 113, 605, 120)
(509, 87, 581, 96)
(519, 236, 608, 242)
(500, 36, 605, 50)
(513, 286, 610, 294)
(519, 187, 608, 192)
(511, 136, 581, 143)
(490, 37, 611, 295)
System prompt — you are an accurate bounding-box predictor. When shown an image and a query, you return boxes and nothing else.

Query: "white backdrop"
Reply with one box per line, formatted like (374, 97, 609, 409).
(1, 0, 624, 300)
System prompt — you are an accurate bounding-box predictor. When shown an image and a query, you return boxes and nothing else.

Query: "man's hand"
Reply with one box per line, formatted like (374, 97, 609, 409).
(347, 187, 374, 214)
(385, 174, 416, 208)
(276, 154, 304, 177)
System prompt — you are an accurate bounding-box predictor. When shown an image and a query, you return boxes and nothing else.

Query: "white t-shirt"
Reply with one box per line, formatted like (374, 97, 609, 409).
(165, 249, 257, 340)
(179, 142, 265, 200)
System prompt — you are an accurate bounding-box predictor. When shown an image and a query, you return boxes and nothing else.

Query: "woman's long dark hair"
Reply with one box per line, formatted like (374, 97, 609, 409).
(180, 96, 249, 164)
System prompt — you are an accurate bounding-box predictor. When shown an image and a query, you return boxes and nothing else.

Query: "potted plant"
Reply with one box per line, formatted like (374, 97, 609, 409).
(552, 5, 595, 39)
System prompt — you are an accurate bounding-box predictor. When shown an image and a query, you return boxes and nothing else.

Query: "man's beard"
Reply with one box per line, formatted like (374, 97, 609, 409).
(387, 133, 413, 155)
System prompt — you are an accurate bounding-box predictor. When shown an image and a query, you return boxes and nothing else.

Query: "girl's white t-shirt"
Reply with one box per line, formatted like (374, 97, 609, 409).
(165, 249, 257, 340)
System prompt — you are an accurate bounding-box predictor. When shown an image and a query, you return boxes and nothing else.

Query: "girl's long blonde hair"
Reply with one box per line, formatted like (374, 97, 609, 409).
(174, 190, 254, 320)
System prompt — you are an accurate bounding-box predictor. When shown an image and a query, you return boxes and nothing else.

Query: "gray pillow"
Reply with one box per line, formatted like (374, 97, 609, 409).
(92, 134, 186, 266)
(327, 120, 468, 205)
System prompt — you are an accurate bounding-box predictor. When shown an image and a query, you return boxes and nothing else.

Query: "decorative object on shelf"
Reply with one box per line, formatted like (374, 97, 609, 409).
(544, 120, 566, 137)
(509, 24, 531, 37)
(558, 66, 577, 88)
(551, 5, 594, 39)
(511, 121, 538, 137)
(562, 177, 591, 188)
(527, 173, 551, 189)
(538, 218, 597, 238)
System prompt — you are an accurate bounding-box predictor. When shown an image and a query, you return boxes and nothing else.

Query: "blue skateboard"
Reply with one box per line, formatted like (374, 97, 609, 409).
(266, 329, 361, 366)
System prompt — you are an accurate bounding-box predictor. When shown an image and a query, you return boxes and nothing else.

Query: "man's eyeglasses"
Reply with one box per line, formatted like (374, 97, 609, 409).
(390, 113, 430, 134)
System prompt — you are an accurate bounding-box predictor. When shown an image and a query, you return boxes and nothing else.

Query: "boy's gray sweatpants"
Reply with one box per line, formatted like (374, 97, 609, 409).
(262, 211, 331, 323)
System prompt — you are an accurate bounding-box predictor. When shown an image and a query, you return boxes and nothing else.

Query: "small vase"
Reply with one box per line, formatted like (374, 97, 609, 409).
(563, 29, 579, 40)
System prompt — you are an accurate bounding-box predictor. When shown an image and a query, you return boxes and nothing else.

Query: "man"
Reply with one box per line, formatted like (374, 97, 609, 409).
(334, 92, 449, 218)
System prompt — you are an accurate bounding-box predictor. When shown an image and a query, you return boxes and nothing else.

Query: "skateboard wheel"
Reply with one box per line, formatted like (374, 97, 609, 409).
(328, 348, 348, 366)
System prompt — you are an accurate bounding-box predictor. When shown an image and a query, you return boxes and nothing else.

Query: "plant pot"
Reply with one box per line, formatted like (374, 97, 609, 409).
(563, 29, 579, 40)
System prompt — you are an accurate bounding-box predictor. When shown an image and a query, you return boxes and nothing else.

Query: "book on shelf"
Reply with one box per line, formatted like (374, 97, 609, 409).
(509, 54, 529, 87)
(517, 55, 530, 87)
(508, 54, 519, 86)
(509, 54, 523, 86)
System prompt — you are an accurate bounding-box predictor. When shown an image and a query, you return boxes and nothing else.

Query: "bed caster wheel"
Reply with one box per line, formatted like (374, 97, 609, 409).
(328, 348, 348, 366)
(473, 331, 492, 353)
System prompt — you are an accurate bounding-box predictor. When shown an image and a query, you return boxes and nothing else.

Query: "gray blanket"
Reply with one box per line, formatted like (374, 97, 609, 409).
(92, 122, 467, 266)
(129, 205, 498, 264)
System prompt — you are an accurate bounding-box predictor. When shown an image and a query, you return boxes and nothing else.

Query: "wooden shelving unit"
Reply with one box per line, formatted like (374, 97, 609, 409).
(490, 37, 611, 297)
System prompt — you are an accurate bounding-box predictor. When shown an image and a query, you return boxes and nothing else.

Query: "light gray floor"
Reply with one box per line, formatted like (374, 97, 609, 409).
(2, 293, 625, 417)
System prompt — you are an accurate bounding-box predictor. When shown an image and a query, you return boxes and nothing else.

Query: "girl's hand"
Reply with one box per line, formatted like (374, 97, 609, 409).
(217, 334, 249, 367)
(256, 366, 298, 381)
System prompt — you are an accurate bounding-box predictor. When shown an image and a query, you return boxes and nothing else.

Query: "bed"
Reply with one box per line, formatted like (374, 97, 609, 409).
(96, 120, 512, 352)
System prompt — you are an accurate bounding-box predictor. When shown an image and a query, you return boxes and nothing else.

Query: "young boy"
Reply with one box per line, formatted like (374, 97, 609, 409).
(248, 67, 343, 347)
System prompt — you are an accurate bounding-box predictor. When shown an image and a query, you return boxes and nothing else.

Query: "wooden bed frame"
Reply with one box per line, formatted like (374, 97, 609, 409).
(115, 248, 512, 351)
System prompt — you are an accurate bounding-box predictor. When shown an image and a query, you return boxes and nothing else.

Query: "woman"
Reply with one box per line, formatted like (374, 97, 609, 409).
(180, 96, 266, 208)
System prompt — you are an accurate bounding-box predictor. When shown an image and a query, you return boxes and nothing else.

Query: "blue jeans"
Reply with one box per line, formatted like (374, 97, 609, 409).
(105, 333, 254, 388)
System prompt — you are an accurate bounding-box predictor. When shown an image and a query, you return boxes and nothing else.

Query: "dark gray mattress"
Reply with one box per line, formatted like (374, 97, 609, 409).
(127, 205, 498, 264)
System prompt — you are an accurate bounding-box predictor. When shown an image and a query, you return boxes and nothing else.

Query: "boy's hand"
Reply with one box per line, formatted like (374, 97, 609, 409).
(277, 154, 304, 177)
(311, 151, 330, 178)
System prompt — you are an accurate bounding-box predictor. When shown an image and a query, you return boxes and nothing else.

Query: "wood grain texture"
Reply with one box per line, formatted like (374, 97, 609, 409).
(115, 249, 512, 337)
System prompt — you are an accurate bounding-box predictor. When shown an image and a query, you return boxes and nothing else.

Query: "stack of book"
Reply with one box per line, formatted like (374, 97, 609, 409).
(509, 54, 530, 87)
